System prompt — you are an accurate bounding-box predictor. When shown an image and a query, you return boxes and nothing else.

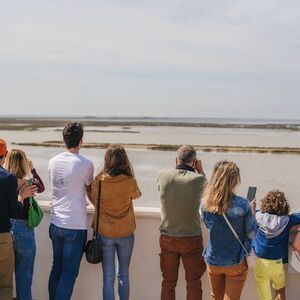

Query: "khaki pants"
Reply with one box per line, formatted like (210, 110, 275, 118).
(207, 260, 248, 300)
(160, 235, 206, 300)
(0, 232, 14, 300)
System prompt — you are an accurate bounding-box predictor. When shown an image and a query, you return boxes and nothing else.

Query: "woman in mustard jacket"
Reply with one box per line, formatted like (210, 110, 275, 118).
(90, 144, 141, 300)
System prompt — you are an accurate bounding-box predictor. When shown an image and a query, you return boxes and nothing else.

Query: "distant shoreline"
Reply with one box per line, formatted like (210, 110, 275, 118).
(12, 141, 300, 155)
(1, 117, 300, 131)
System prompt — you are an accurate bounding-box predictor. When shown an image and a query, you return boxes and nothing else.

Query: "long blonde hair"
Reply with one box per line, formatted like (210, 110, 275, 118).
(203, 161, 241, 214)
(4, 149, 29, 179)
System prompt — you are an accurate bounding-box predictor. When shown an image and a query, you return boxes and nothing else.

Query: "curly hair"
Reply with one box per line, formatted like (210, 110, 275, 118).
(261, 190, 290, 216)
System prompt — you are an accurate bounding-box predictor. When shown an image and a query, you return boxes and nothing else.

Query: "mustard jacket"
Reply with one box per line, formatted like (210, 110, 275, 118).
(91, 173, 141, 238)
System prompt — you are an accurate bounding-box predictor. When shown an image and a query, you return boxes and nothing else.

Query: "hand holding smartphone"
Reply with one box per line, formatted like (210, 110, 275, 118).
(247, 186, 257, 215)
(246, 186, 257, 201)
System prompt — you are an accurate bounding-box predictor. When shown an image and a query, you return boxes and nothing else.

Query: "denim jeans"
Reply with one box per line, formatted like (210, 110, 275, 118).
(98, 234, 134, 300)
(48, 223, 87, 300)
(11, 219, 36, 300)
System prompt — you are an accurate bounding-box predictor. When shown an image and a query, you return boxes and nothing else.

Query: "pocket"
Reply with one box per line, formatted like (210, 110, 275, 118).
(159, 253, 165, 272)
(160, 235, 175, 251)
(65, 229, 87, 243)
(183, 236, 202, 250)
(229, 261, 248, 276)
(64, 230, 79, 242)
(49, 224, 57, 240)
(0, 235, 13, 261)
(123, 234, 134, 246)
(13, 231, 36, 255)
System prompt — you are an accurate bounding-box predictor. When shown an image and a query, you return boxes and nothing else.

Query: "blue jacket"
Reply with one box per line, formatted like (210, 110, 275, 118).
(200, 195, 257, 266)
(252, 211, 300, 263)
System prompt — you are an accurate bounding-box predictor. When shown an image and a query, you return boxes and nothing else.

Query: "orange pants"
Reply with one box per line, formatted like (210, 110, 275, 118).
(207, 260, 248, 300)
(160, 235, 206, 300)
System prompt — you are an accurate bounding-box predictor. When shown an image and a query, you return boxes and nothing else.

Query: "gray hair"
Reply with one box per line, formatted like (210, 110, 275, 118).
(177, 145, 197, 164)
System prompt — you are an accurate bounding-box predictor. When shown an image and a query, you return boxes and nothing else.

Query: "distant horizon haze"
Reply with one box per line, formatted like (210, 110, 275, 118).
(1, 115, 300, 125)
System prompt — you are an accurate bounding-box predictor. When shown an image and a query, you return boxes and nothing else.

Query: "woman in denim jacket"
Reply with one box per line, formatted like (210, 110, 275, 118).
(200, 161, 257, 300)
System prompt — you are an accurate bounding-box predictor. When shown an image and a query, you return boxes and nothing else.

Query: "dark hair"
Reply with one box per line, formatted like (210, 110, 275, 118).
(261, 190, 290, 216)
(177, 145, 197, 164)
(0, 155, 4, 160)
(101, 144, 134, 177)
(63, 122, 83, 149)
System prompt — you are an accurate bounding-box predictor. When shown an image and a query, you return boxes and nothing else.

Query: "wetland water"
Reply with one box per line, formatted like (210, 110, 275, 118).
(1, 125, 300, 210)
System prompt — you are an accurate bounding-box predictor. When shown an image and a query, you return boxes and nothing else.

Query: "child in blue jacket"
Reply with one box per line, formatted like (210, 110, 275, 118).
(252, 190, 300, 300)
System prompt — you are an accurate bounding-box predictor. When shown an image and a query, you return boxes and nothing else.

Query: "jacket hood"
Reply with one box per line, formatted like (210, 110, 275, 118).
(256, 211, 289, 239)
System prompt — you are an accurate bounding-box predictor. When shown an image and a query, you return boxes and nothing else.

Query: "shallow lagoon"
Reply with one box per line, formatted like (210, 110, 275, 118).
(1, 126, 300, 210)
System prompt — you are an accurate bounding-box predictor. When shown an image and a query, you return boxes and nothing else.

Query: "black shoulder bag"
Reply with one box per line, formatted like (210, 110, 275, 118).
(85, 180, 103, 264)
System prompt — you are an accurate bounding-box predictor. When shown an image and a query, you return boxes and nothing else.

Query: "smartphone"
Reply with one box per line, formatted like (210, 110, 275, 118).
(246, 186, 257, 201)
(27, 178, 33, 186)
(26, 178, 34, 201)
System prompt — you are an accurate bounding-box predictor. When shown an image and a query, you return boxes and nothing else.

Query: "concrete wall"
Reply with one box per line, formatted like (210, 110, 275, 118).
(29, 205, 300, 300)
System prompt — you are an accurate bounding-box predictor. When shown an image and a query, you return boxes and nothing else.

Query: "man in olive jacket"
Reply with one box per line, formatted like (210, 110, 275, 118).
(158, 145, 207, 300)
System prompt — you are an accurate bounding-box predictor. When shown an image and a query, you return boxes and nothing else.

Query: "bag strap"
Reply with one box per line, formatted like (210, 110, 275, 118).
(94, 180, 101, 239)
(222, 213, 249, 255)
(27, 179, 34, 207)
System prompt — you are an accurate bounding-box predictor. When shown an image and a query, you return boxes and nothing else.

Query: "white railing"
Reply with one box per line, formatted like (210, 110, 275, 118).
(29, 203, 300, 300)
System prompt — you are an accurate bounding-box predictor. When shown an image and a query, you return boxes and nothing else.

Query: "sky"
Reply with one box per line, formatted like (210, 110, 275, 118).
(0, 0, 300, 119)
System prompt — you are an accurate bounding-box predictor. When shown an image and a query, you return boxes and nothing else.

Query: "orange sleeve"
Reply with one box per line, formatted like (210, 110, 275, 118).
(90, 175, 101, 205)
(131, 177, 141, 200)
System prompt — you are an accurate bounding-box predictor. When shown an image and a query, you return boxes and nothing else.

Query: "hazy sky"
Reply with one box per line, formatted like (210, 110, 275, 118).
(1, 0, 300, 118)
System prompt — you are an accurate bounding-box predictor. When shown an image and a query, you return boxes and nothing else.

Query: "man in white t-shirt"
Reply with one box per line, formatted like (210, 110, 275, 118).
(48, 122, 94, 300)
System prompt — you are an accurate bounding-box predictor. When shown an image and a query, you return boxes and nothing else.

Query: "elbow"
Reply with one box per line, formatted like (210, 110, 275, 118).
(38, 186, 45, 193)
(293, 240, 300, 253)
(293, 231, 300, 252)
(132, 191, 142, 200)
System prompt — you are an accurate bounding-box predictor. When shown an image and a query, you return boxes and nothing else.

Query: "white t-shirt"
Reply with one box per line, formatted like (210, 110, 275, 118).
(49, 151, 94, 230)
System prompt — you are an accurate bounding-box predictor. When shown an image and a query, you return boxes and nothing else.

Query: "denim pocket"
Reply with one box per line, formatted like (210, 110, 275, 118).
(15, 230, 34, 238)
(13, 231, 36, 255)
(64, 231, 77, 242)
(49, 224, 58, 240)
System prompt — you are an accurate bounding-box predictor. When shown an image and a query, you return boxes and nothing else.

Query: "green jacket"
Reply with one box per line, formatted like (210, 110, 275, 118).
(158, 167, 206, 237)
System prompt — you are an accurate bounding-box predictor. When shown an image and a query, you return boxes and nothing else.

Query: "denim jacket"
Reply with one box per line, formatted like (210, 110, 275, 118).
(200, 195, 257, 266)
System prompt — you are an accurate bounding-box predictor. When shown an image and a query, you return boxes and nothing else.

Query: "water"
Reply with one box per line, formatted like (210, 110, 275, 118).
(4, 126, 300, 147)
(1, 125, 300, 210)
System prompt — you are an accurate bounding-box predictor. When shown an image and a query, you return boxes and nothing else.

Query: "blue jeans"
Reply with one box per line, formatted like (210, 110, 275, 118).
(98, 234, 134, 300)
(48, 223, 87, 300)
(11, 219, 36, 300)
